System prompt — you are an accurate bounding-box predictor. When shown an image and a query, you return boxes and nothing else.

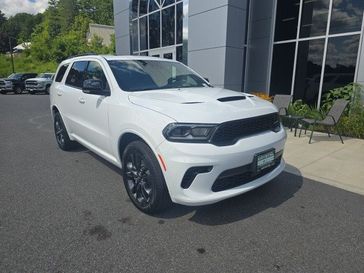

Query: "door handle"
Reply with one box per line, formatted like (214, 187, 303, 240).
(79, 98, 86, 104)
(57, 91, 62, 96)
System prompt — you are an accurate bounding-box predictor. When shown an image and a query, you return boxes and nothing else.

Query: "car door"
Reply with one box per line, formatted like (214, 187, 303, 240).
(75, 60, 112, 155)
(62, 61, 89, 134)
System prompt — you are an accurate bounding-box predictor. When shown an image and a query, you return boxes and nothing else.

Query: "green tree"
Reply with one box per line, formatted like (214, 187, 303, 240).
(78, 0, 114, 25)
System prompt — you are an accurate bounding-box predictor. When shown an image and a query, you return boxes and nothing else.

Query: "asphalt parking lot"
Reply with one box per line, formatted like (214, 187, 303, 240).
(1, 94, 364, 273)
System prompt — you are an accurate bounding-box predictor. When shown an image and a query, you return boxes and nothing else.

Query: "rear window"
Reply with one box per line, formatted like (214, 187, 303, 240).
(55, 64, 69, 82)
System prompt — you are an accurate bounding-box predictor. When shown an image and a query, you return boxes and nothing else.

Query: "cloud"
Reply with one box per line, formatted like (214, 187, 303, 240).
(0, 0, 48, 17)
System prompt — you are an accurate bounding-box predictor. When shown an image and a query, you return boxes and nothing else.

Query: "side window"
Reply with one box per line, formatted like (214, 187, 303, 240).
(55, 64, 69, 82)
(65, 61, 88, 88)
(85, 61, 110, 90)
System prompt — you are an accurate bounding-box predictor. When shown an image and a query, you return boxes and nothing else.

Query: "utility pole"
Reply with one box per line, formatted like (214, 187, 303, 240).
(8, 37, 15, 73)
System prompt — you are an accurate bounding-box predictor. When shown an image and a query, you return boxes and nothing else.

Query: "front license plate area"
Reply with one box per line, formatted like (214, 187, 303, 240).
(255, 149, 275, 173)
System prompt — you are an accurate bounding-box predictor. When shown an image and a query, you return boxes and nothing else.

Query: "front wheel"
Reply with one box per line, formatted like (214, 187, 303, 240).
(53, 112, 77, 151)
(14, 87, 22, 94)
(122, 141, 172, 214)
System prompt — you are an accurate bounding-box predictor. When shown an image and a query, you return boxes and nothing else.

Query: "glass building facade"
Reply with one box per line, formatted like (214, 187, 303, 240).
(114, 0, 364, 106)
(129, 0, 188, 64)
(270, 0, 364, 107)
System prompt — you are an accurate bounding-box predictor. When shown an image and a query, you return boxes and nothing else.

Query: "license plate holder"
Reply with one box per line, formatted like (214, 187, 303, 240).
(254, 149, 275, 173)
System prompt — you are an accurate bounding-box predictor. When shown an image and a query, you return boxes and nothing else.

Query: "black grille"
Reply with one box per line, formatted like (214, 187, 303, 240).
(211, 152, 283, 192)
(211, 113, 279, 146)
(26, 81, 37, 86)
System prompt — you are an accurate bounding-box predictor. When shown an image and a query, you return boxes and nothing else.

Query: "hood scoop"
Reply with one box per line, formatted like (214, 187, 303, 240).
(217, 96, 246, 102)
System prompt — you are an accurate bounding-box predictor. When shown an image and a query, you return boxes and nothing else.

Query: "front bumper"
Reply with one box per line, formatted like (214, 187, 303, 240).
(26, 86, 46, 91)
(0, 86, 14, 91)
(157, 128, 286, 206)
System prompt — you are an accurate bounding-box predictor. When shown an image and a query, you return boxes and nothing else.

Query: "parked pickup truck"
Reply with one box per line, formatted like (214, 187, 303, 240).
(25, 73, 55, 94)
(0, 73, 38, 94)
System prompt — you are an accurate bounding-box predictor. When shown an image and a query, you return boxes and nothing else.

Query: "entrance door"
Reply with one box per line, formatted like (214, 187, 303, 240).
(149, 47, 176, 60)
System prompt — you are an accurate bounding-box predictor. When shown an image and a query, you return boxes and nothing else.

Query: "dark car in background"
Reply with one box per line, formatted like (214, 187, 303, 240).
(0, 73, 38, 94)
(25, 73, 55, 94)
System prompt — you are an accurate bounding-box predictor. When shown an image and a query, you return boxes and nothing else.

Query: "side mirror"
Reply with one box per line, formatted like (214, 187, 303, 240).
(82, 79, 109, 96)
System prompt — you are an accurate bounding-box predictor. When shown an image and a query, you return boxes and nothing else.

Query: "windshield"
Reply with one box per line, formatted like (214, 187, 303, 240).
(8, 74, 21, 80)
(38, 73, 53, 79)
(108, 60, 210, 91)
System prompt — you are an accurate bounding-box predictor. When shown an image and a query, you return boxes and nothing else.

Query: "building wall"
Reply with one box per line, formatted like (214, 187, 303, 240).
(244, 0, 275, 93)
(88, 24, 115, 46)
(114, 0, 130, 55)
(188, 0, 248, 91)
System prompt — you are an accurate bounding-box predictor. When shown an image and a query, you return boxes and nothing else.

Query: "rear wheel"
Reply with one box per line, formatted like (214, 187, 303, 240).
(14, 87, 22, 94)
(53, 112, 77, 151)
(122, 141, 171, 214)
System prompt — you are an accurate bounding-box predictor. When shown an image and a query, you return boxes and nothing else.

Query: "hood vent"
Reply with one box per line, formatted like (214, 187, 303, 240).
(217, 96, 246, 102)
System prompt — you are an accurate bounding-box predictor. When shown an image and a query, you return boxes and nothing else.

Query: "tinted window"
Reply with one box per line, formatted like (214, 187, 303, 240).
(270, 43, 296, 96)
(164, 0, 174, 6)
(176, 3, 183, 44)
(139, 0, 147, 16)
(300, 0, 330, 38)
(132, 20, 139, 53)
(162, 6, 175, 46)
(321, 35, 360, 102)
(274, 0, 300, 41)
(65, 61, 88, 88)
(131, 0, 138, 19)
(149, 0, 159, 12)
(55, 64, 69, 82)
(294, 39, 325, 105)
(85, 61, 110, 90)
(330, 0, 364, 34)
(149, 12, 160, 49)
(140, 16, 148, 51)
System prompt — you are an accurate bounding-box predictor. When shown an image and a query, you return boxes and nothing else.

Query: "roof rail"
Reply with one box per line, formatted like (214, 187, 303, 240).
(66, 52, 98, 59)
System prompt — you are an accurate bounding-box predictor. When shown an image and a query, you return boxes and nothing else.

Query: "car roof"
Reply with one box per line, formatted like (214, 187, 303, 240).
(62, 54, 176, 64)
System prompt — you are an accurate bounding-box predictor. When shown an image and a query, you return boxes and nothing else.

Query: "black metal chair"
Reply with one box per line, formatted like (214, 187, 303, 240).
(299, 99, 349, 144)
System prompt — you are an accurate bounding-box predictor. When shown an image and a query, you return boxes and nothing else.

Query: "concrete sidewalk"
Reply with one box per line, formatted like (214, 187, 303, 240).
(283, 129, 364, 195)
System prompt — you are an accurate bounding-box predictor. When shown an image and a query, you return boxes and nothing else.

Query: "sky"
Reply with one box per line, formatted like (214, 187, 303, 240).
(0, 0, 48, 17)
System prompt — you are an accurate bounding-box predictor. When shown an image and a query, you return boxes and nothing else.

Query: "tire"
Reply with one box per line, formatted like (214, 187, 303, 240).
(122, 140, 172, 214)
(45, 86, 50, 94)
(29, 90, 34, 95)
(0, 90, 6, 94)
(53, 112, 77, 151)
(14, 87, 22, 94)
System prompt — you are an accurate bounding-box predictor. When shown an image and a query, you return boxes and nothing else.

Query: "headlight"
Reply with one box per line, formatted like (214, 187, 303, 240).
(163, 123, 217, 143)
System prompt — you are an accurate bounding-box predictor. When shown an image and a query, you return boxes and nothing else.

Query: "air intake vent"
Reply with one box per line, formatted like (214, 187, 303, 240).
(217, 96, 246, 102)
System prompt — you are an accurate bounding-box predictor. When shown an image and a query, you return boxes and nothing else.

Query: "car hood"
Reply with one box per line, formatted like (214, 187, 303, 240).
(1, 78, 16, 82)
(128, 87, 277, 123)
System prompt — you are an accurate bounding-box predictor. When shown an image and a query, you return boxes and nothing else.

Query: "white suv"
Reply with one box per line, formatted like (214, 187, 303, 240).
(50, 55, 286, 213)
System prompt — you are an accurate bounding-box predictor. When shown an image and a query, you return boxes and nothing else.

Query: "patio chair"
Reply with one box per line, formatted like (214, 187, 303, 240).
(272, 94, 292, 117)
(299, 99, 349, 144)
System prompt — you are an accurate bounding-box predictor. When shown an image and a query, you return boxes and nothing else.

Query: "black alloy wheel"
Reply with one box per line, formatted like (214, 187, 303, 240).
(122, 141, 171, 214)
(53, 112, 76, 151)
(15, 87, 22, 94)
